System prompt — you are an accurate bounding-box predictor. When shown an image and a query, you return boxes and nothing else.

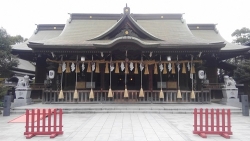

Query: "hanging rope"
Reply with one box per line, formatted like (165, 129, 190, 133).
(124, 50, 128, 98)
(159, 55, 164, 99)
(73, 55, 79, 99)
(89, 55, 94, 99)
(190, 55, 195, 99)
(58, 56, 64, 99)
(139, 55, 144, 98)
(108, 56, 113, 98)
(177, 55, 182, 99)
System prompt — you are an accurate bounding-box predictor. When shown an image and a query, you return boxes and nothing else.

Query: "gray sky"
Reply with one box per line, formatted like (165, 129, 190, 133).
(0, 0, 249, 42)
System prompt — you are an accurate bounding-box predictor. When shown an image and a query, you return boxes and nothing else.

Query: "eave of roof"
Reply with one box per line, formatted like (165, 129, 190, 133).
(12, 24, 65, 51)
(188, 24, 250, 52)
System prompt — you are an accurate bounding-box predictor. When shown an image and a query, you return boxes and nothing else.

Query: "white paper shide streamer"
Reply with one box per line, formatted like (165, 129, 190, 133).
(140, 63, 144, 71)
(120, 62, 125, 71)
(129, 62, 134, 71)
(81, 63, 85, 71)
(62, 62, 66, 72)
(71, 62, 75, 71)
(159, 63, 163, 72)
(92, 62, 95, 71)
(110, 63, 114, 72)
(177, 63, 180, 72)
(187, 62, 190, 71)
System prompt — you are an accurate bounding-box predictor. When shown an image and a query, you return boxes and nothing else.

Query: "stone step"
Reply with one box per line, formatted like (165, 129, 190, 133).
(10, 108, 242, 114)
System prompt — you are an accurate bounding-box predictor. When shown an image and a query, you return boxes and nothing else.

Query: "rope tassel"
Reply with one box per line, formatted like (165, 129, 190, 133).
(57, 64, 62, 73)
(89, 89, 94, 99)
(159, 89, 164, 99)
(115, 62, 119, 73)
(177, 89, 182, 99)
(105, 62, 109, 74)
(139, 88, 144, 97)
(144, 64, 149, 75)
(66, 62, 70, 73)
(108, 88, 113, 98)
(73, 89, 78, 99)
(76, 63, 80, 73)
(58, 90, 64, 99)
(163, 63, 167, 74)
(134, 63, 138, 74)
(154, 63, 158, 74)
(191, 64, 195, 74)
(124, 88, 128, 98)
(125, 63, 129, 74)
(95, 62, 100, 73)
(87, 62, 91, 73)
(190, 90, 195, 99)
(182, 62, 186, 74)
(171, 63, 175, 74)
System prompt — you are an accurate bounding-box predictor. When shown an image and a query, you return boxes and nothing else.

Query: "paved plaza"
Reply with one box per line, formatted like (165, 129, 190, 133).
(1, 103, 250, 141)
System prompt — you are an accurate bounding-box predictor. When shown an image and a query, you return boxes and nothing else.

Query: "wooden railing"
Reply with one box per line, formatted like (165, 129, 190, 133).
(42, 89, 211, 104)
(30, 83, 45, 90)
(203, 83, 223, 90)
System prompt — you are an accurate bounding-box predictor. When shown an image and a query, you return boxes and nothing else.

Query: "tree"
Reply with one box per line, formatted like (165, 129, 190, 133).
(231, 27, 250, 44)
(0, 27, 25, 100)
(229, 27, 250, 82)
(9, 35, 28, 44)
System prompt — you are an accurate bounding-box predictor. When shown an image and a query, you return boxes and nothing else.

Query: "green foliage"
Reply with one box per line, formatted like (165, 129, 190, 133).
(0, 83, 8, 100)
(234, 59, 250, 81)
(231, 27, 250, 44)
(0, 27, 27, 99)
(9, 35, 28, 44)
(0, 27, 19, 77)
(230, 27, 250, 82)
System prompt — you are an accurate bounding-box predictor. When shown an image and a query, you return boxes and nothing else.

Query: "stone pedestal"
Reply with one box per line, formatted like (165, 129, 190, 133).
(12, 88, 32, 108)
(220, 88, 241, 107)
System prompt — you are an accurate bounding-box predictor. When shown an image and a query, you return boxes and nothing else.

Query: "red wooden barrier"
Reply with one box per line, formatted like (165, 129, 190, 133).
(193, 108, 232, 139)
(24, 109, 63, 139)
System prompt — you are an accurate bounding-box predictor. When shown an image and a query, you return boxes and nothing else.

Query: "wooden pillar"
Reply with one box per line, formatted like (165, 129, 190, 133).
(34, 55, 47, 99)
(35, 56, 47, 83)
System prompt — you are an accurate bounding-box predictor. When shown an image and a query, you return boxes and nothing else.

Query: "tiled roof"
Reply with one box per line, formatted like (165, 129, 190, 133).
(13, 58, 35, 72)
(34, 18, 118, 45)
(188, 24, 250, 51)
(29, 13, 224, 49)
(12, 24, 64, 51)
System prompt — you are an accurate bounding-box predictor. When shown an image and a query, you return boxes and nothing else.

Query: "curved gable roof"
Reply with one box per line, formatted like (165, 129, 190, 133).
(28, 7, 225, 50)
(90, 15, 163, 41)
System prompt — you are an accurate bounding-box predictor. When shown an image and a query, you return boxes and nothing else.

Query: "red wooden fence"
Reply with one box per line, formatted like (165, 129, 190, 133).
(24, 109, 63, 139)
(193, 108, 232, 139)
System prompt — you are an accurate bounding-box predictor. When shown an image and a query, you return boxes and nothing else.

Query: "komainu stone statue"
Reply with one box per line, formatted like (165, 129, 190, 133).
(12, 75, 32, 107)
(223, 76, 236, 88)
(221, 75, 240, 107)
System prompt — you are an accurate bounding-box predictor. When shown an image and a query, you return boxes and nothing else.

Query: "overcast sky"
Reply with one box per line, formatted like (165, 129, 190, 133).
(0, 0, 249, 42)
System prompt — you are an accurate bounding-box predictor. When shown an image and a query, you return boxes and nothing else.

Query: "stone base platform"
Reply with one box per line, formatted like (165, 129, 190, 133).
(220, 98, 242, 108)
(11, 98, 32, 108)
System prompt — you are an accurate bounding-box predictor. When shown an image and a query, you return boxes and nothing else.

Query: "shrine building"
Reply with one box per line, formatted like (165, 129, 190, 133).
(12, 6, 250, 103)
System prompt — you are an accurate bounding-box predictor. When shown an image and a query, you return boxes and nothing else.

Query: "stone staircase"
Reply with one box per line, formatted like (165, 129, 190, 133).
(10, 103, 243, 114)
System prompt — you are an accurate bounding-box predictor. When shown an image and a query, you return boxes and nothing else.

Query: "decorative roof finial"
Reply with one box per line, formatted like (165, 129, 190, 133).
(124, 4, 130, 15)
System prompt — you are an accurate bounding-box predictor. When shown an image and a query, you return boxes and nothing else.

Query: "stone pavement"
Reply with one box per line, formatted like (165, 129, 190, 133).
(1, 103, 250, 141)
